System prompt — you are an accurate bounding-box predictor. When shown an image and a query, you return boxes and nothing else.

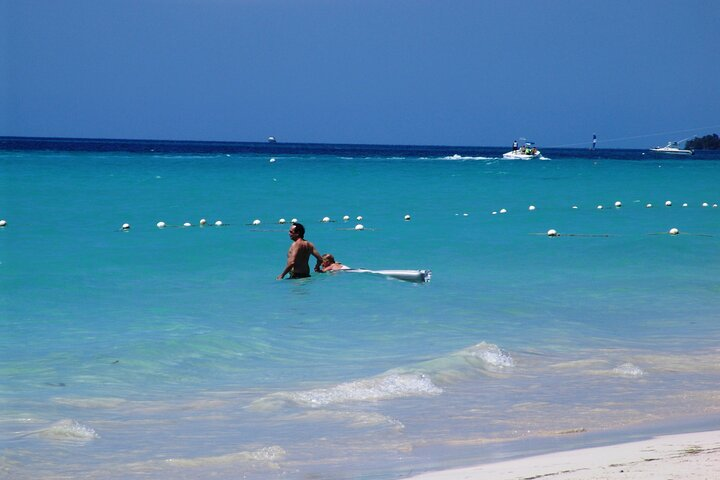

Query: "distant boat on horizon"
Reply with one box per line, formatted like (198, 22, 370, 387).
(503, 141, 542, 160)
(650, 141, 693, 155)
(267, 136, 277, 143)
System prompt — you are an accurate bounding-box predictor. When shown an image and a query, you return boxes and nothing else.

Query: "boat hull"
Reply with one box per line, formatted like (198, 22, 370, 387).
(650, 147, 693, 155)
(502, 151, 541, 160)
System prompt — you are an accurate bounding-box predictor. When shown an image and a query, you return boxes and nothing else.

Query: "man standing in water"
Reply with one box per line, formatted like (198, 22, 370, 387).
(277, 223, 323, 279)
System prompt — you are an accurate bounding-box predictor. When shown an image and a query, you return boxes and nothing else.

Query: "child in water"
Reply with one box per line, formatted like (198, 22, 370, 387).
(321, 254, 349, 272)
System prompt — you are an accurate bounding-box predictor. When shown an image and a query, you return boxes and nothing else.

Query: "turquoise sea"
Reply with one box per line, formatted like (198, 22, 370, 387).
(2, 141, 720, 479)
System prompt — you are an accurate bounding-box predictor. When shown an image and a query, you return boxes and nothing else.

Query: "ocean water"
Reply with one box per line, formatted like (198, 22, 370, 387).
(2, 143, 720, 479)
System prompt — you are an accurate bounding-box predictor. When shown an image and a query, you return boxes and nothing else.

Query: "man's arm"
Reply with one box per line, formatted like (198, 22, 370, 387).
(277, 244, 298, 279)
(310, 243, 323, 272)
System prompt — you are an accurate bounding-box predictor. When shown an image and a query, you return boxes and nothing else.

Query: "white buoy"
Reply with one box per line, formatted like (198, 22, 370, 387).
(714, 204, 719, 208)
(156, 221, 166, 228)
(463, 213, 469, 216)
(121, 223, 130, 230)
(291, 218, 298, 224)
(597, 205, 604, 210)
(702, 202, 709, 207)
(528, 205, 536, 211)
(614, 201, 622, 208)
(252, 219, 260, 225)
(492, 211, 497, 215)
(269, 158, 276, 163)
(343, 215, 350, 221)
(547, 229, 558, 237)
(665, 200, 672, 207)
(355, 224, 364, 230)
(199, 218, 207, 225)
(669, 228, 679, 235)
(404, 214, 411, 221)
(322, 216, 330, 223)
(499, 208, 507, 214)
(183, 222, 191, 227)
(356, 215, 363, 221)
(215, 220, 223, 226)
(572, 205, 578, 209)
(646, 203, 653, 208)
(278, 218, 286, 224)
(682, 203, 688, 207)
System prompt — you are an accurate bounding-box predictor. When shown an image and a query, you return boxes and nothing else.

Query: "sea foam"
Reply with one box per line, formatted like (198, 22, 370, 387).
(612, 363, 645, 377)
(164, 445, 286, 468)
(284, 373, 442, 407)
(34, 419, 100, 442)
(251, 342, 513, 410)
(251, 372, 441, 410)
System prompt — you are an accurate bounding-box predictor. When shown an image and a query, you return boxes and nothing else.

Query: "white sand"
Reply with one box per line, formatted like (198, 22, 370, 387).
(407, 430, 720, 480)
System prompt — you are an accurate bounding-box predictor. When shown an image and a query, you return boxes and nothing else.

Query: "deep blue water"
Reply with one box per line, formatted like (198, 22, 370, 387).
(2, 139, 720, 479)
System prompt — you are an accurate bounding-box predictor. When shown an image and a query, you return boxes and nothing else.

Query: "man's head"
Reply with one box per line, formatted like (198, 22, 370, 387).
(289, 222, 305, 240)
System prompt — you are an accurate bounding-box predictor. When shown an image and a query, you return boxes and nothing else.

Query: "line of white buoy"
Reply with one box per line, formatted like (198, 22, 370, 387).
(488, 201, 718, 215)
(115, 212, 401, 231)
(3, 197, 700, 232)
(544, 227, 690, 237)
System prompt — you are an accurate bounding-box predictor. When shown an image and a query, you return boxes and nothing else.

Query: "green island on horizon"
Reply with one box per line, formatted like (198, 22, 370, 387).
(685, 134, 720, 150)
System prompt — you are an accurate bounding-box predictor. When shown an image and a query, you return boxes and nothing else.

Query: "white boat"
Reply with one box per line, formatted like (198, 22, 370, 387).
(267, 136, 277, 143)
(503, 142, 541, 159)
(650, 142, 693, 155)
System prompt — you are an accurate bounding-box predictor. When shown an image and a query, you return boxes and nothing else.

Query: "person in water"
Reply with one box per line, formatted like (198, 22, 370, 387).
(277, 223, 323, 279)
(320, 253, 349, 272)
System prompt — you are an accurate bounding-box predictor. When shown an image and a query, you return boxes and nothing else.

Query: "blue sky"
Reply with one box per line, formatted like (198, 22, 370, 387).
(2, 0, 719, 148)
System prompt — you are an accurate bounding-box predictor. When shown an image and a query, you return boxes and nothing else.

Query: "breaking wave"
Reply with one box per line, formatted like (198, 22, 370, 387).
(251, 342, 513, 410)
(252, 373, 441, 410)
(164, 445, 286, 468)
(13, 419, 100, 442)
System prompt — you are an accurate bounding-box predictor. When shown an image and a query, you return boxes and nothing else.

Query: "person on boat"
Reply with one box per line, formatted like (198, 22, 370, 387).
(277, 223, 323, 279)
(512, 140, 518, 151)
(320, 253, 350, 272)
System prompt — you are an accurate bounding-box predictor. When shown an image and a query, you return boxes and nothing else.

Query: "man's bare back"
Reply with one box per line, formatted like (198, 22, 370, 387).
(277, 223, 322, 279)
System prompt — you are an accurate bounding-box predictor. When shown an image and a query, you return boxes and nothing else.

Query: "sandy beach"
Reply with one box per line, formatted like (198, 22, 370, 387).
(406, 430, 720, 480)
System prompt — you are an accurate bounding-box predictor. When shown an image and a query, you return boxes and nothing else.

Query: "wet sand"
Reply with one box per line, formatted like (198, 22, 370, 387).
(406, 430, 720, 480)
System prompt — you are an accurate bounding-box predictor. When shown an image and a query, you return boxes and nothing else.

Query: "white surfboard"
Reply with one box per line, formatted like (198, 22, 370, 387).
(343, 268, 431, 283)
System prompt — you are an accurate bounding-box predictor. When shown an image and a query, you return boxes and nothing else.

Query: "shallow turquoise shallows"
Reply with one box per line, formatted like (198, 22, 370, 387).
(2, 147, 720, 479)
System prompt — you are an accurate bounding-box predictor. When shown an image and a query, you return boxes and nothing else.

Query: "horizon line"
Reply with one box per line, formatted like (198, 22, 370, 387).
(0, 134, 647, 153)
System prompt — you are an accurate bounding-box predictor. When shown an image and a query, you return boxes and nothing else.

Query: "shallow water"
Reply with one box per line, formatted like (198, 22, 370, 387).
(2, 146, 720, 479)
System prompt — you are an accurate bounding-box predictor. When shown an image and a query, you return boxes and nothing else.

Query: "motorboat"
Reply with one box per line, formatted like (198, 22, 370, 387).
(650, 142, 693, 155)
(267, 136, 277, 143)
(503, 142, 541, 159)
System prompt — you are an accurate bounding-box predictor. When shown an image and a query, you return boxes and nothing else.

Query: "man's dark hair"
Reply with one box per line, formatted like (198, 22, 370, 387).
(292, 222, 305, 238)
